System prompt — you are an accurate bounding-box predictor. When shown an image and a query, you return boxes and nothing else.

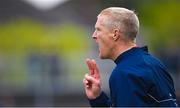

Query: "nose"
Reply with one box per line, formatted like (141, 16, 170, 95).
(92, 31, 97, 40)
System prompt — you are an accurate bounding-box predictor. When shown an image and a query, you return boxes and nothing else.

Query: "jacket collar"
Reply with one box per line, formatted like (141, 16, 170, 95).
(114, 46, 148, 64)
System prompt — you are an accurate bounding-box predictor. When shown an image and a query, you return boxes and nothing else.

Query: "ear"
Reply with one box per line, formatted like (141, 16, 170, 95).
(112, 29, 120, 41)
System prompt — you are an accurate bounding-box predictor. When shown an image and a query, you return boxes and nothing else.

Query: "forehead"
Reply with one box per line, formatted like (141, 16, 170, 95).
(95, 15, 107, 27)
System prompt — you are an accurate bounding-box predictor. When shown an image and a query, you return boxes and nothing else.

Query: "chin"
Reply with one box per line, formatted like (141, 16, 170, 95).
(99, 53, 108, 59)
(100, 56, 105, 59)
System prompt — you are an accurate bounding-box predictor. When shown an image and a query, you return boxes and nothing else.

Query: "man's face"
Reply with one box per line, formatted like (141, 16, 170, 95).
(92, 15, 114, 59)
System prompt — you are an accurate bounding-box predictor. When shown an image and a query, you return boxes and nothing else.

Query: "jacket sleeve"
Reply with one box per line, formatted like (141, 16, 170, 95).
(89, 91, 112, 107)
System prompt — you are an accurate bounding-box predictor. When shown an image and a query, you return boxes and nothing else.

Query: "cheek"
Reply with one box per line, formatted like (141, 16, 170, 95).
(100, 35, 112, 46)
(97, 31, 113, 49)
(99, 37, 112, 53)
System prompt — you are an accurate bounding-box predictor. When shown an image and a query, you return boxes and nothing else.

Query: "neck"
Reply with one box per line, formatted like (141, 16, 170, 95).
(111, 42, 137, 61)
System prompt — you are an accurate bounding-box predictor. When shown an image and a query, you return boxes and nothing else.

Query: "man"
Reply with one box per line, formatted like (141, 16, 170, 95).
(83, 7, 178, 107)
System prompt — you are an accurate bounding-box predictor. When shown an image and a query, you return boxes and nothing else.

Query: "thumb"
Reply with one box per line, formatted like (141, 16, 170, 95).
(85, 74, 97, 83)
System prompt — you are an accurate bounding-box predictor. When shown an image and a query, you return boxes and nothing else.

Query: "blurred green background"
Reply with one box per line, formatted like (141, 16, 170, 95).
(0, 0, 179, 106)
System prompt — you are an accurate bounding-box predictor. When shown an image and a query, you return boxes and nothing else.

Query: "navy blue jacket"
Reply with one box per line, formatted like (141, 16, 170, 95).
(89, 46, 178, 107)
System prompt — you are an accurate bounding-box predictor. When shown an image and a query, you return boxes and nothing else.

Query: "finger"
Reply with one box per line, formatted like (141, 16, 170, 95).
(83, 78, 88, 85)
(83, 78, 89, 88)
(85, 74, 96, 83)
(85, 79, 89, 84)
(85, 74, 101, 89)
(86, 58, 94, 75)
(92, 59, 100, 79)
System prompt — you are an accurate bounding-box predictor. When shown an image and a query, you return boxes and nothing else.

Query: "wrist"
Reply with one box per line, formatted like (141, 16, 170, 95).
(88, 91, 102, 100)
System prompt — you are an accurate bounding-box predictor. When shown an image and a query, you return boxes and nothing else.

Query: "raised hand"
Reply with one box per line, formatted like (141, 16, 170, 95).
(83, 58, 101, 99)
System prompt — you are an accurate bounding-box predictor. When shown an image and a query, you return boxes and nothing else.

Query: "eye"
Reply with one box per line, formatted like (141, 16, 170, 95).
(96, 28, 100, 31)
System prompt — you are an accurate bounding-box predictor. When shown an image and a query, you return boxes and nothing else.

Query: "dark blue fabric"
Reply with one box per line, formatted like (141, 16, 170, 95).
(89, 92, 111, 107)
(89, 46, 178, 107)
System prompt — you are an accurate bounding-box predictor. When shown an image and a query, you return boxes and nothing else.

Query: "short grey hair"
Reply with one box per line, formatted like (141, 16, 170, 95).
(99, 7, 139, 41)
